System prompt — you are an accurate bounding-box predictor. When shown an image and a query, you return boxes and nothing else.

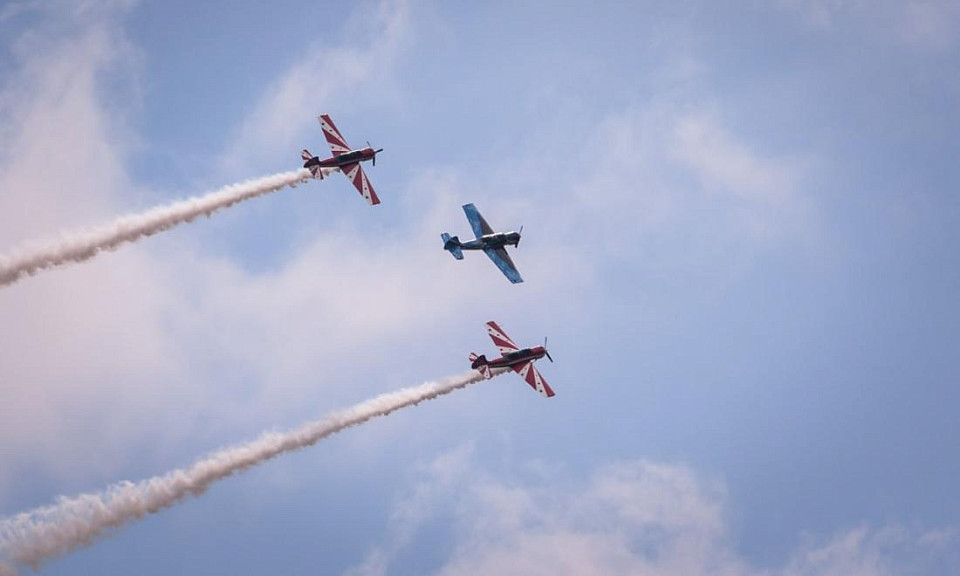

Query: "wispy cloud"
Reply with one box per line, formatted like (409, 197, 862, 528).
(352, 451, 960, 576)
(778, 0, 960, 50)
(0, 0, 41, 24)
(0, 371, 503, 573)
(670, 114, 798, 204)
(0, 0, 428, 501)
(345, 443, 476, 576)
(217, 0, 412, 176)
(0, 0, 814, 504)
(0, 0, 185, 500)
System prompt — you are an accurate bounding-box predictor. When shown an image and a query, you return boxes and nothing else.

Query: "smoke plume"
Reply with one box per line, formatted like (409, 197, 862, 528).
(0, 369, 505, 572)
(0, 168, 335, 287)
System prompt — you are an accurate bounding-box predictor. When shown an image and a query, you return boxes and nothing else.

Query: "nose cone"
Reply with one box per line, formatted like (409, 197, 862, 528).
(508, 232, 521, 245)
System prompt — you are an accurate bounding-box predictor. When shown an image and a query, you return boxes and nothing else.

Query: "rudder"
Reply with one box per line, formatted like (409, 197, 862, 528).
(301, 149, 324, 179)
(441, 233, 464, 260)
(469, 352, 491, 379)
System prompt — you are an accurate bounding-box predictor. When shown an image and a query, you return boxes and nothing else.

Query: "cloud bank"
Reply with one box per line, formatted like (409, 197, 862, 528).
(351, 453, 960, 576)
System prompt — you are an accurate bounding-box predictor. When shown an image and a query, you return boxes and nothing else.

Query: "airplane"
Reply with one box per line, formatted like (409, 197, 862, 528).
(441, 203, 524, 284)
(470, 321, 555, 397)
(301, 114, 383, 205)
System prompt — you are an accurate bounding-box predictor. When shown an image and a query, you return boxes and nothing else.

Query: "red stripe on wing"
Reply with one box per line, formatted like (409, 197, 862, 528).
(485, 321, 519, 352)
(340, 163, 380, 205)
(354, 165, 380, 205)
(319, 114, 351, 156)
(513, 360, 555, 397)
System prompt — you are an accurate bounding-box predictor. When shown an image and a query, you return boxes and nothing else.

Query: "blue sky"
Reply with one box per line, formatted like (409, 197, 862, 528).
(1, 0, 959, 574)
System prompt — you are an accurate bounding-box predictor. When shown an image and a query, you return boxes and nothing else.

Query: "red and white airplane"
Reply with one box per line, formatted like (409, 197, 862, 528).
(301, 114, 383, 205)
(470, 321, 555, 397)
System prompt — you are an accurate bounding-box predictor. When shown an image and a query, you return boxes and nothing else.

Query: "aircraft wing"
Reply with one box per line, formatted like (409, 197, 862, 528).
(483, 247, 523, 284)
(486, 321, 520, 354)
(462, 203, 495, 239)
(318, 114, 351, 157)
(514, 360, 555, 397)
(339, 162, 381, 205)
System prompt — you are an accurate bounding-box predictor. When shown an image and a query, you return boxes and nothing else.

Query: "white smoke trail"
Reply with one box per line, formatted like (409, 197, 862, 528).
(0, 368, 506, 572)
(0, 167, 336, 288)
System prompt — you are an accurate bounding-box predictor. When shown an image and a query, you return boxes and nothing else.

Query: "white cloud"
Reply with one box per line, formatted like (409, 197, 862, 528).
(670, 114, 797, 204)
(542, 97, 812, 299)
(0, 0, 813, 521)
(0, 1, 42, 24)
(779, 0, 960, 50)
(897, 2, 960, 50)
(777, 0, 865, 30)
(345, 443, 476, 576)
(0, 0, 189, 499)
(0, 0, 566, 503)
(217, 0, 412, 176)
(0, 4, 947, 574)
(153, 47, 815, 427)
(153, 167, 577, 415)
(351, 452, 959, 576)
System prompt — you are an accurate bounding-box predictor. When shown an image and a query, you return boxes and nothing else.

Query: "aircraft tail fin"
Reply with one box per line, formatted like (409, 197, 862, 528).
(469, 353, 491, 379)
(301, 149, 324, 179)
(442, 233, 464, 260)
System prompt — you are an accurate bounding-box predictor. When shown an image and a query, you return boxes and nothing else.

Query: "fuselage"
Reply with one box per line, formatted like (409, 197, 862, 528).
(458, 231, 521, 251)
(474, 346, 547, 370)
(305, 147, 378, 169)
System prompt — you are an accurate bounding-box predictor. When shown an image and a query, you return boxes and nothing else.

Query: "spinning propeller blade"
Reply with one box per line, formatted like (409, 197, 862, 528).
(368, 142, 383, 167)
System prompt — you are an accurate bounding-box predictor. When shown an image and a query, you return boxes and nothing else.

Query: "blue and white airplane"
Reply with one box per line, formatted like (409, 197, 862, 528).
(441, 203, 524, 284)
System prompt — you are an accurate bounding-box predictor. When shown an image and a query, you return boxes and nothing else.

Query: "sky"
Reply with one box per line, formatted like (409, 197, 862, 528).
(0, 0, 959, 574)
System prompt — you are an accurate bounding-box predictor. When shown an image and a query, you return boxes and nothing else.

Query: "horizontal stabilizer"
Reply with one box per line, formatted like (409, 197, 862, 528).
(301, 150, 324, 179)
(469, 353, 491, 379)
(441, 233, 464, 260)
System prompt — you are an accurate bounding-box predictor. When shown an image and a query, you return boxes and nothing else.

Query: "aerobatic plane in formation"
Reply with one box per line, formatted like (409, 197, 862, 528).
(301, 114, 383, 205)
(470, 321, 555, 397)
(441, 203, 524, 283)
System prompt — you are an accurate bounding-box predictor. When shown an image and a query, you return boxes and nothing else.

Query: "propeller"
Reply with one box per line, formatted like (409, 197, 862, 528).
(367, 141, 384, 167)
(516, 225, 523, 248)
(544, 336, 553, 362)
